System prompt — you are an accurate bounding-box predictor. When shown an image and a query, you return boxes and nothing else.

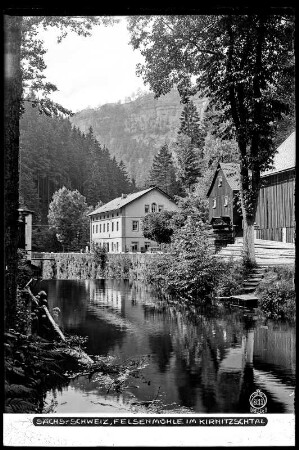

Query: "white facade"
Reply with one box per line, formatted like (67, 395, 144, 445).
(89, 187, 179, 253)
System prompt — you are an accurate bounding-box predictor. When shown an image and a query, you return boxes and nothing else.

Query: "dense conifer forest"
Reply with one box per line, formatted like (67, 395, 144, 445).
(19, 103, 134, 224)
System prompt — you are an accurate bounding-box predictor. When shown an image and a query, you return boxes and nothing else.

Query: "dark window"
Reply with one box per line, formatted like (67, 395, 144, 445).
(132, 220, 139, 231)
(117, 221, 119, 231)
(145, 204, 149, 213)
(158, 205, 164, 212)
(112, 222, 114, 232)
(131, 242, 138, 252)
(151, 203, 157, 213)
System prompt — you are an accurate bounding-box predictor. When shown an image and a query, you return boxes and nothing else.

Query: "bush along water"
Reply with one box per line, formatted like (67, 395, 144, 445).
(92, 242, 108, 272)
(144, 218, 226, 304)
(214, 257, 258, 298)
(256, 265, 296, 322)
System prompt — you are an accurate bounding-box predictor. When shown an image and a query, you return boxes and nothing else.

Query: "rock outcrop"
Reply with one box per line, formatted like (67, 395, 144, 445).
(71, 90, 207, 186)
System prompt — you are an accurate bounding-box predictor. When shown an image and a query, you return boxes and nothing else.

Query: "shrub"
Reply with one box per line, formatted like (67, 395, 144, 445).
(92, 243, 108, 271)
(215, 260, 247, 297)
(143, 254, 171, 289)
(145, 218, 224, 304)
(256, 266, 295, 321)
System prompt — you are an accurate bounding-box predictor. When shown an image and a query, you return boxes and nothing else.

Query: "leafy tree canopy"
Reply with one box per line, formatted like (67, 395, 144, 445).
(142, 210, 177, 244)
(21, 16, 117, 116)
(48, 186, 91, 251)
(128, 13, 295, 262)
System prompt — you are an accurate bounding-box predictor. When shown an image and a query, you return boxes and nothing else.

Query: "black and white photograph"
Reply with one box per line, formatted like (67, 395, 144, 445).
(3, 7, 295, 447)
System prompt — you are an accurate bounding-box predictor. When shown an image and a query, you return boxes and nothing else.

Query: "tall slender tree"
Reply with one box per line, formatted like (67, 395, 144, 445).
(175, 100, 205, 192)
(148, 144, 182, 196)
(178, 100, 206, 155)
(175, 135, 201, 193)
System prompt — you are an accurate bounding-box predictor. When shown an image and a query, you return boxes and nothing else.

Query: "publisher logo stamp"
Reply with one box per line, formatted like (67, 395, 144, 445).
(249, 389, 267, 413)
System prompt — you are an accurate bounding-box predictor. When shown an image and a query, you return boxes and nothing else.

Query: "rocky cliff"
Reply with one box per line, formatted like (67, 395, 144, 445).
(71, 90, 208, 186)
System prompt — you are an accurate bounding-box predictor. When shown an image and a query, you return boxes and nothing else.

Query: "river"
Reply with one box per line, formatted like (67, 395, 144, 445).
(35, 279, 295, 414)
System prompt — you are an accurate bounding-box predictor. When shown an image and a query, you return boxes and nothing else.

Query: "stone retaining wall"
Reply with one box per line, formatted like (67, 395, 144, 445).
(33, 252, 159, 281)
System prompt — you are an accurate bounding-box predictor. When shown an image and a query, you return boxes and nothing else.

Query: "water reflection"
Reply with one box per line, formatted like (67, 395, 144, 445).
(37, 279, 295, 413)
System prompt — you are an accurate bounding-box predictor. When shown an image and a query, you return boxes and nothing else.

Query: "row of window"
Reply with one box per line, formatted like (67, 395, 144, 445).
(101, 241, 151, 252)
(93, 221, 119, 234)
(145, 203, 164, 213)
(130, 241, 151, 252)
(92, 211, 119, 221)
(92, 220, 141, 234)
(92, 203, 165, 221)
(102, 241, 120, 252)
(212, 196, 229, 208)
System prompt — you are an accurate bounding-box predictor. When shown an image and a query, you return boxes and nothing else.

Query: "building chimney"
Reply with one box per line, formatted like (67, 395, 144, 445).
(121, 193, 127, 199)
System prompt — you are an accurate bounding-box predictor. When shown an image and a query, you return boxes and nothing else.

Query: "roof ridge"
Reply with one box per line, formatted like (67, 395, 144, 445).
(88, 186, 157, 215)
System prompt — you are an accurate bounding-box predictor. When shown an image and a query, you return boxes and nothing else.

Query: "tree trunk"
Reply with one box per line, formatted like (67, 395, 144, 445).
(242, 214, 256, 264)
(4, 15, 23, 329)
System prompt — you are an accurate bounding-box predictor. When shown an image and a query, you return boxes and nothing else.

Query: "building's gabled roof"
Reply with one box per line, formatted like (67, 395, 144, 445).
(221, 163, 240, 190)
(206, 162, 240, 197)
(88, 186, 175, 216)
(206, 132, 296, 197)
(261, 131, 296, 176)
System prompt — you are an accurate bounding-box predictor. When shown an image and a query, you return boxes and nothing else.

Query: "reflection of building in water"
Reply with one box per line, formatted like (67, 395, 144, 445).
(47, 279, 295, 414)
(216, 329, 254, 411)
(44, 280, 90, 329)
(254, 324, 296, 378)
(89, 280, 123, 312)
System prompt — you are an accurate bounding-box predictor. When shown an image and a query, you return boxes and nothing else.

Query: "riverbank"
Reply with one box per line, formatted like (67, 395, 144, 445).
(32, 252, 158, 281)
(5, 264, 154, 414)
(4, 326, 153, 414)
(11, 247, 294, 413)
(32, 250, 295, 321)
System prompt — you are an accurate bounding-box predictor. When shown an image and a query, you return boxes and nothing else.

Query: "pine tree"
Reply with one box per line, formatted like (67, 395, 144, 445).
(175, 100, 205, 192)
(178, 100, 206, 154)
(175, 135, 201, 192)
(148, 144, 182, 196)
(118, 160, 133, 194)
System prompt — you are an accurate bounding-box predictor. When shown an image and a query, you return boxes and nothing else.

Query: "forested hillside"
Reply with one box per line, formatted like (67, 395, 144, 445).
(20, 104, 134, 224)
(71, 90, 208, 186)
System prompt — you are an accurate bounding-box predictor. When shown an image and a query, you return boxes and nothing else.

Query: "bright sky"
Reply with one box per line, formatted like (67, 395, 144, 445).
(39, 16, 150, 112)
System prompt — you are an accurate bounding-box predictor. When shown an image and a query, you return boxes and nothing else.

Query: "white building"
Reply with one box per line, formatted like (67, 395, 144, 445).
(88, 187, 179, 253)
